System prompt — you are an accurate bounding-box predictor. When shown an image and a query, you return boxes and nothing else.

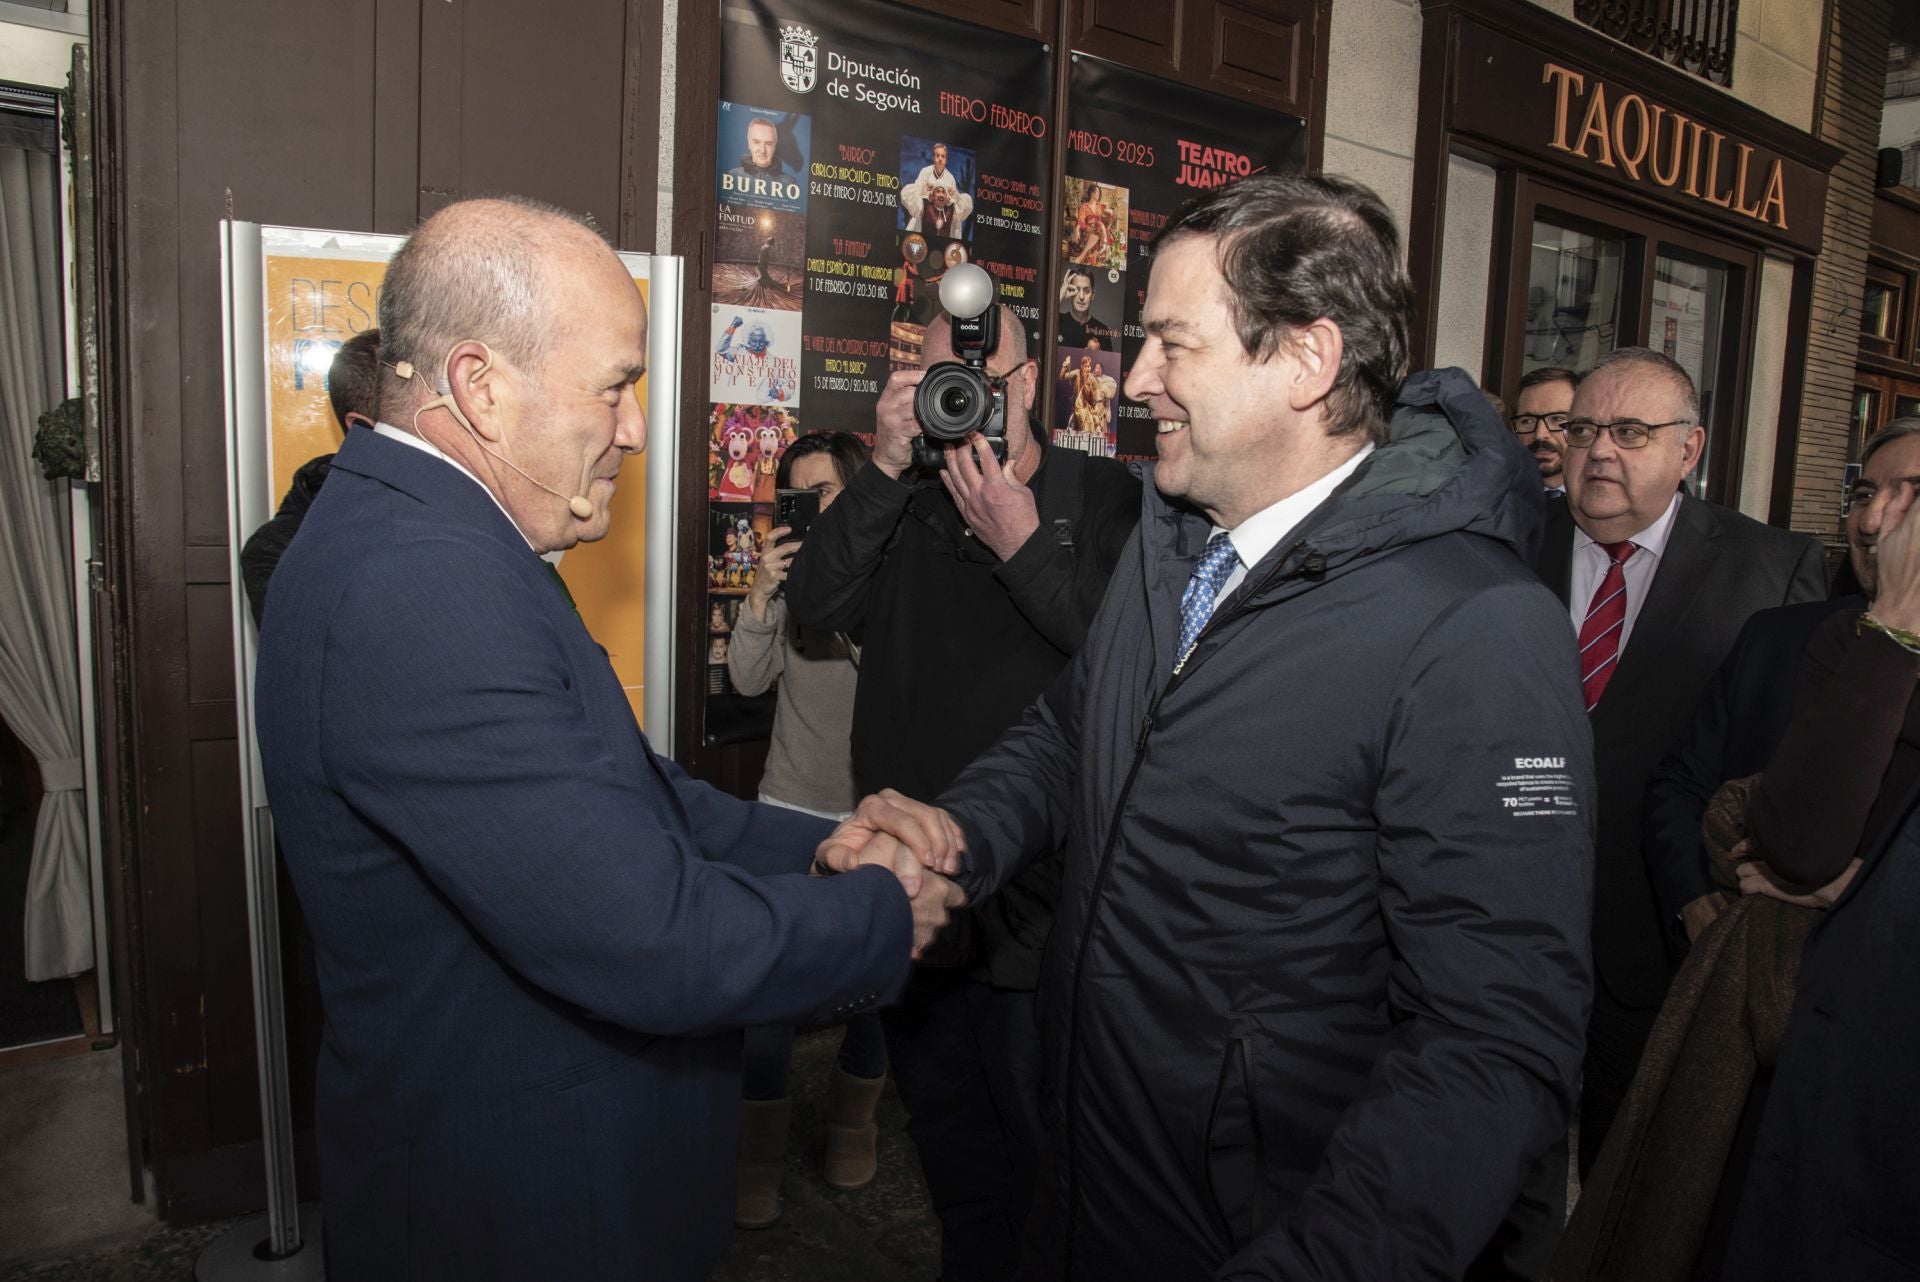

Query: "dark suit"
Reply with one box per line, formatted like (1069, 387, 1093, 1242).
(1534, 493, 1824, 1165)
(255, 430, 912, 1281)
(1642, 597, 1862, 924)
(1722, 759, 1920, 1278)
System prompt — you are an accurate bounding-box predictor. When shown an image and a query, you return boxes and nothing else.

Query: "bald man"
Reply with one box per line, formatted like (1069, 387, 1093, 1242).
(254, 196, 959, 1281)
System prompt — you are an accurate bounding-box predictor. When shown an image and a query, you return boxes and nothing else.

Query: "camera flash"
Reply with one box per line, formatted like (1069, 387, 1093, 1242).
(939, 263, 995, 320)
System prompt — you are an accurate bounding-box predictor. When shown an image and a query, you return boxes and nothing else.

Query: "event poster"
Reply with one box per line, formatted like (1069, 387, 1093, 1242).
(1060, 56, 1308, 458)
(705, 0, 1052, 741)
(257, 231, 660, 728)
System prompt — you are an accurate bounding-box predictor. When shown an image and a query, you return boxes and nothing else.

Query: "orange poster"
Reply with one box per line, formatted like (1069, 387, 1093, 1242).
(259, 231, 656, 728)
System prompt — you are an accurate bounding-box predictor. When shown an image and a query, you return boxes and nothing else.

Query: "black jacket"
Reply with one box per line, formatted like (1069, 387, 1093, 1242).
(786, 435, 1140, 987)
(940, 370, 1596, 1279)
(240, 452, 335, 626)
(1723, 671, 1920, 1279)
(1642, 596, 1860, 925)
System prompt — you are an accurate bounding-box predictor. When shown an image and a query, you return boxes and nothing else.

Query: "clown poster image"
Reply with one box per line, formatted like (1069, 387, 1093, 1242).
(710, 305, 802, 407)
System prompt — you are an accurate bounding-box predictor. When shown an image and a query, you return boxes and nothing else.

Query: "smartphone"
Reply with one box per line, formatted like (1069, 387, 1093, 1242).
(775, 488, 820, 544)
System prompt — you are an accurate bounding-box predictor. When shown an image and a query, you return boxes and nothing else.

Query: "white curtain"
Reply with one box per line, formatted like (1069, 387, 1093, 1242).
(0, 130, 91, 980)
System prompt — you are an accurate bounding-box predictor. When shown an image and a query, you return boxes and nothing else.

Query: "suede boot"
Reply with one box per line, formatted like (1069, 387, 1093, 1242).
(735, 1097, 792, 1229)
(822, 1068, 886, 1190)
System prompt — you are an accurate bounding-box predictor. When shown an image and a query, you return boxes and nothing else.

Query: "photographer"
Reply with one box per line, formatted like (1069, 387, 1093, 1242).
(786, 304, 1140, 1281)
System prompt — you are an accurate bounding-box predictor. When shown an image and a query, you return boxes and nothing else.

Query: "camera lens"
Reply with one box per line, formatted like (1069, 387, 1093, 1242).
(913, 361, 992, 442)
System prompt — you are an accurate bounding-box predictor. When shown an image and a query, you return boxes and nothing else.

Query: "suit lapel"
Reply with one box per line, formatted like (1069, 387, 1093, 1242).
(1537, 499, 1574, 605)
(1598, 494, 1716, 713)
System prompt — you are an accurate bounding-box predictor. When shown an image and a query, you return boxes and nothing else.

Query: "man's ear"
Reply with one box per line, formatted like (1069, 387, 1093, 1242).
(1284, 319, 1345, 413)
(446, 340, 507, 442)
(1013, 358, 1038, 418)
(1679, 424, 1707, 476)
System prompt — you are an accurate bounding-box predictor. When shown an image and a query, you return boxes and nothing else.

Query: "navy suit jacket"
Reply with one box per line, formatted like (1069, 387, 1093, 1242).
(1535, 494, 1826, 1007)
(255, 430, 911, 1281)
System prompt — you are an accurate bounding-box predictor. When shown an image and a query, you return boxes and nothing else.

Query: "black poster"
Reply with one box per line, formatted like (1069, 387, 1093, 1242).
(705, 0, 1052, 742)
(1058, 56, 1308, 460)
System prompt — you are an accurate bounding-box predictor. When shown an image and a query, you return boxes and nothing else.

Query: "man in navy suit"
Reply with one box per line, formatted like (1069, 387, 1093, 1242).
(255, 196, 961, 1281)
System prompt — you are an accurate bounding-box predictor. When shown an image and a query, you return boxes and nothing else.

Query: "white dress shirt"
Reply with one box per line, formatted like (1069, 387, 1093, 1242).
(1210, 444, 1375, 603)
(1567, 491, 1683, 653)
(374, 421, 537, 552)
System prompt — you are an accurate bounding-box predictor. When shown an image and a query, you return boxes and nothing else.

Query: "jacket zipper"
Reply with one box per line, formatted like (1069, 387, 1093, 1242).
(1059, 538, 1312, 1272)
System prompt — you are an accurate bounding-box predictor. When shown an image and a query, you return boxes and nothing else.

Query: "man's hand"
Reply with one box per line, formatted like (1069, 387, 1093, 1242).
(872, 368, 928, 479)
(1736, 856, 1863, 909)
(746, 529, 796, 621)
(908, 866, 968, 958)
(1680, 892, 1727, 942)
(941, 433, 1040, 561)
(814, 789, 965, 892)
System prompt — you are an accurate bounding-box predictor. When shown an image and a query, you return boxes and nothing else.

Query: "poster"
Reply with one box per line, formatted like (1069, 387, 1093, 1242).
(1061, 56, 1307, 458)
(1650, 275, 1708, 393)
(256, 229, 665, 729)
(706, 0, 1052, 742)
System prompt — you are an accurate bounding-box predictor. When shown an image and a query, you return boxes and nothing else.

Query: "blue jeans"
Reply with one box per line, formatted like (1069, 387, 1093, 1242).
(742, 1014, 887, 1101)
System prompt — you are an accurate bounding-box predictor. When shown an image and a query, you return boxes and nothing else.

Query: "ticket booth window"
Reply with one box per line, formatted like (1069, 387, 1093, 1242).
(1522, 216, 1629, 372)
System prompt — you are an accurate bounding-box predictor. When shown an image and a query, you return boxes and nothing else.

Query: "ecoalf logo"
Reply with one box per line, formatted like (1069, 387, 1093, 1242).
(780, 24, 819, 93)
(1514, 756, 1567, 769)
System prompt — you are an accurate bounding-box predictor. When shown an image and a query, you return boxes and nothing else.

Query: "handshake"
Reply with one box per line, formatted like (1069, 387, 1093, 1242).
(812, 790, 967, 958)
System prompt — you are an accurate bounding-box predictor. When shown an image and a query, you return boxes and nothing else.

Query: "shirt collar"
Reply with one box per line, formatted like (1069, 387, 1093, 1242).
(1573, 489, 1683, 559)
(373, 422, 536, 552)
(1214, 443, 1375, 571)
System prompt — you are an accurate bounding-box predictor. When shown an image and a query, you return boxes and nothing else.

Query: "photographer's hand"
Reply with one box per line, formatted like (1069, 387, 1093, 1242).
(745, 529, 796, 621)
(942, 432, 1040, 561)
(815, 789, 966, 892)
(873, 368, 929, 480)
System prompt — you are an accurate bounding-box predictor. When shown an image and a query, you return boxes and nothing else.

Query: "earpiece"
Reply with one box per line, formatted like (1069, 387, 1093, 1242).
(391, 343, 595, 522)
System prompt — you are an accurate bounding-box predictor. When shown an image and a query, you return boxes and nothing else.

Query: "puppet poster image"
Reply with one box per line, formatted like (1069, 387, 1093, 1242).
(1061, 55, 1307, 458)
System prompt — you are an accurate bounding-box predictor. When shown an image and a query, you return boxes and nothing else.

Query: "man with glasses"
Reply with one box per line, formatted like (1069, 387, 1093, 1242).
(1533, 346, 1826, 1181)
(1511, 366, 1577, 496)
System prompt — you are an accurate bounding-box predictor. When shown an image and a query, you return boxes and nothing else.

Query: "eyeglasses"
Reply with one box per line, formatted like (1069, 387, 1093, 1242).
(1561, 418, 1692, 449)
(1510, 413, 1568, 435)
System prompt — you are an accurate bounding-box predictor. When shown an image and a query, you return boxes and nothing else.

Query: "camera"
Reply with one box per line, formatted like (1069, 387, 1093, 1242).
(911, 264, 1008, 472)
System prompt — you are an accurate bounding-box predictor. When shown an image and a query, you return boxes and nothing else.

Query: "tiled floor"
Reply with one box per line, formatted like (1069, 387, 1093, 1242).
(0, 1030, 940, 1281)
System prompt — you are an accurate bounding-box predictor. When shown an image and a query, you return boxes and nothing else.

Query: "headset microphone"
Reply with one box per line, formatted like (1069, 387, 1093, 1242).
(392, 344, 596, 521)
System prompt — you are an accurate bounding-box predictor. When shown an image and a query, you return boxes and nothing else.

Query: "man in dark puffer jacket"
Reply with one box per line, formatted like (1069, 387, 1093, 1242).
(826, 173, 1597, 1279)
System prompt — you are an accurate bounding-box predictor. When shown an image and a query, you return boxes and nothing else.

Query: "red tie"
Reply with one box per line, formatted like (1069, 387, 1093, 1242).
(1578, 541, 1636, 713)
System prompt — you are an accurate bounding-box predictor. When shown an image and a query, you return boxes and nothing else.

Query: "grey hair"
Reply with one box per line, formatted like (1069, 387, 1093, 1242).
(1588, 346, 1700, 424)
(378, 195, 606, 396)
(1862, 417, 1920, 467)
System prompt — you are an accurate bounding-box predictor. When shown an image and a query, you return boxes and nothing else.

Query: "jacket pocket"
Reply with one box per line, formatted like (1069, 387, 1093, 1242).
(519, 1036, 658, 1095)
(1203, 1032, 1265, 1248)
